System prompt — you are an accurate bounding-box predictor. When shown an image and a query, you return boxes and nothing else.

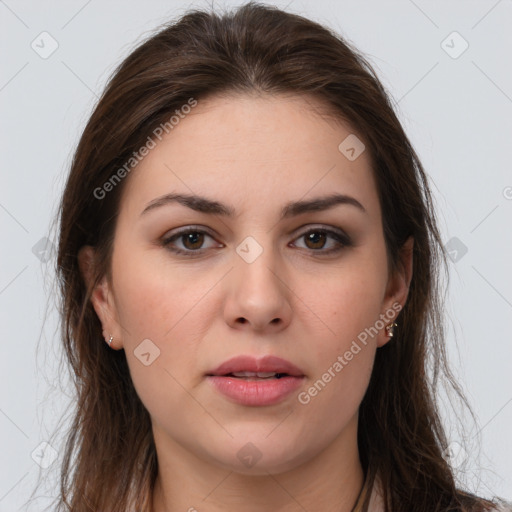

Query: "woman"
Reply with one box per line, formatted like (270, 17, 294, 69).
(50, 2, 510, 511)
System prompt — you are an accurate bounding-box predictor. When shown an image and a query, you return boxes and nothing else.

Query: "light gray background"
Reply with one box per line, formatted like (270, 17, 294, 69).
(1, 0, 511, 510)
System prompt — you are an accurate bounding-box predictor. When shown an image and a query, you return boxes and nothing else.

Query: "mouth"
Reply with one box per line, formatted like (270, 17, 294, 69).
(205, 355, 305, 406)
(206, 354, 305, 379)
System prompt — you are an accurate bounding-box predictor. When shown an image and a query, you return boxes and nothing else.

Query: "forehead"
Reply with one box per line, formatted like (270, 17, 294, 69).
(119, 93, 380, 221)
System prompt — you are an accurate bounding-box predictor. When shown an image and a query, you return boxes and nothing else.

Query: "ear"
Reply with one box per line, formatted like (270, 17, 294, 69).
(78, 245, 122, 349)
(377, 236, 414, 348)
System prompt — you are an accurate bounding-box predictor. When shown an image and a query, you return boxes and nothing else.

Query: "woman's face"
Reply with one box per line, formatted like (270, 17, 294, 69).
(86, 93, 411, 475)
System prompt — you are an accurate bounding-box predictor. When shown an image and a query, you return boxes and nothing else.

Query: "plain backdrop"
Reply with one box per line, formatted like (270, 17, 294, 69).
(1, 0, 511, 510)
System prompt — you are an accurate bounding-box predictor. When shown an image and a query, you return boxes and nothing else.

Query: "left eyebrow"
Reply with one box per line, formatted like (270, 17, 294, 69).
(140, 192, 367, 219)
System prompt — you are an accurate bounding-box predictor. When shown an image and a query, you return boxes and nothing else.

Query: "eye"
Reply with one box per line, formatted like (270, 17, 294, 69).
(291, 227, 351, 255)
(160, 225, 352, 257)
(161, 227, 221, 256)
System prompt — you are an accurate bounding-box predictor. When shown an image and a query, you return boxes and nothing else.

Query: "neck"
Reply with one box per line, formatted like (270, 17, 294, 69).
(151, 414, 365, 512)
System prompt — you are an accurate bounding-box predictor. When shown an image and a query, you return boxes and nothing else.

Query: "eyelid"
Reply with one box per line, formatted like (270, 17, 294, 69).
(161, 224, 216, 239)
(160, 225, 222, 246)
(292, 223, 349, 239)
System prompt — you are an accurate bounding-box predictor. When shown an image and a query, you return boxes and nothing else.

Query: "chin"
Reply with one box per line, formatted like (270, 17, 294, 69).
(206, 437, 313, 476)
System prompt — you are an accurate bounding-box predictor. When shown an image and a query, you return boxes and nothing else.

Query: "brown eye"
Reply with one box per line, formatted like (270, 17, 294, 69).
(303, 231, 328, 250)
(181, 231, 205, 250)
(161, 226, 351, 257)
(161, 227, 219, 256)
(292, 228, 351, 255)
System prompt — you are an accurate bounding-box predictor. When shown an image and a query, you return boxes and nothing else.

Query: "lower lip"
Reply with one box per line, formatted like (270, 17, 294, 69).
(206, 375, 304, 406)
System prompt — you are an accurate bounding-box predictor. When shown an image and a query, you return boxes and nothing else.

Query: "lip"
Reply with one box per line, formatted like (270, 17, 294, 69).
(207, 355, 304, 377)
(206, 355, 305, 407)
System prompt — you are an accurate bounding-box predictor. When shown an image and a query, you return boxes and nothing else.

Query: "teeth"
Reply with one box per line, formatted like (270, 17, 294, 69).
(231, 371, 280, 378)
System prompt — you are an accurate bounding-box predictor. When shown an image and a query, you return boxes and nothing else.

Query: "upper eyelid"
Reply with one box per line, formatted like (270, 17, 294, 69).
(162, 224, 348, 239)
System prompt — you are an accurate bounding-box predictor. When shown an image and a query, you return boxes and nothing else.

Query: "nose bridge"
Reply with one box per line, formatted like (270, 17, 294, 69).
(234, 233, 283, 292)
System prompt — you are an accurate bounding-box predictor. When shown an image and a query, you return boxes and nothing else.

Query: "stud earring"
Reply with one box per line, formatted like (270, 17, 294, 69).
(107, 335, 114, 346)
(385, 322, 397, 338)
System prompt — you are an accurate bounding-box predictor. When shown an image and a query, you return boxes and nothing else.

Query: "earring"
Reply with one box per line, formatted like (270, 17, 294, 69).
(107, 335, 114, 346)
(385, 322, 397, 338)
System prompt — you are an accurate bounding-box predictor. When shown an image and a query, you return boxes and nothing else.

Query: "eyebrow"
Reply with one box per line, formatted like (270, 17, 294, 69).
(140, 192, 367, 219)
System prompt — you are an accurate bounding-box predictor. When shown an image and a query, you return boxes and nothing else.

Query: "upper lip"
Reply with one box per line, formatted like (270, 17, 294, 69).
(207, 355, 305, 377)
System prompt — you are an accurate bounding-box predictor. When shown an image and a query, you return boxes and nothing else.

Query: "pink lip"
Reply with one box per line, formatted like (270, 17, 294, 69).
(207, 355, 304, 377)
(206, 355, 305, 406)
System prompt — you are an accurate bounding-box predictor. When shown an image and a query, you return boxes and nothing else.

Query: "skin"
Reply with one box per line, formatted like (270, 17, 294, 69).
(79, 93, 413, 512)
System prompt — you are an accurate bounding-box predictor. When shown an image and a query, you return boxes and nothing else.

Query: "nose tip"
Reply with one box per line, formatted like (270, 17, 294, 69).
(226, 258, 292, 333)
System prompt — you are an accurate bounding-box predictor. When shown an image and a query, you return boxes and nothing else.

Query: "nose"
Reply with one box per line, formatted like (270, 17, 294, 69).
(223, 241, 293, 333)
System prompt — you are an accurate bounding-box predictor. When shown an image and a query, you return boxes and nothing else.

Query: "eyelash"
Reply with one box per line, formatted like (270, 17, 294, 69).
(160, 225, 352, 257)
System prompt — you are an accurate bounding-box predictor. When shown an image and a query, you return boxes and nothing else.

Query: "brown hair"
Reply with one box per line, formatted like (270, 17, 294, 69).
(43, 2, 503, 511)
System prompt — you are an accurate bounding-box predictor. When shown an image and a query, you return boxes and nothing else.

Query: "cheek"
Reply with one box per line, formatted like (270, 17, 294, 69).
(112, 243, 212, 339)
(300, 256, 387, 355)
(109, 248, 217, 407)
(292, 251, 386, 411)
(293, 279, 379, 442)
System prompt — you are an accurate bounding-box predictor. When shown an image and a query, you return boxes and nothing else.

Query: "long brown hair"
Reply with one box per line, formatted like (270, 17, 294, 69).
(43, 2, 503, 510)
